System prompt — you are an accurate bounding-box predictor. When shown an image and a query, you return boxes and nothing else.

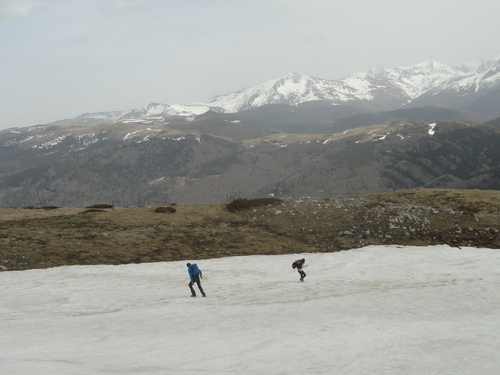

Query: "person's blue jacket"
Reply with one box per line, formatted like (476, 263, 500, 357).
(188, 263, 202, 282)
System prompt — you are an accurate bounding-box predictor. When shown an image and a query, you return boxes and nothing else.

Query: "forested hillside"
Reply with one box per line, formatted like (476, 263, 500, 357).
(0, 120, 499, 207)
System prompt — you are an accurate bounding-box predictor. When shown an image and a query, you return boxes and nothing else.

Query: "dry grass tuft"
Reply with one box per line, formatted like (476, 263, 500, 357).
(226, 198, 283, 212)
(86, 204, 114, 209)
(155, 206, 177, 213)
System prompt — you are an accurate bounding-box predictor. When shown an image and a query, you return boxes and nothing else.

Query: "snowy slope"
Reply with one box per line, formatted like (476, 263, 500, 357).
(203, 72, 375, 110)
(70, 56, 500, 124)
(1, 245, 500, 374)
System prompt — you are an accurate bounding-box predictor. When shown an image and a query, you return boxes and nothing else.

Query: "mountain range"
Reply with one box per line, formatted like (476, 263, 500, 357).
(1, 56, 500, 207)
(69, 57, 500, 125)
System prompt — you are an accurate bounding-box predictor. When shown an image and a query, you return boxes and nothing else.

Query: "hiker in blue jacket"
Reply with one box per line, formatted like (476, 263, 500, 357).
(187, 263, 206, 297)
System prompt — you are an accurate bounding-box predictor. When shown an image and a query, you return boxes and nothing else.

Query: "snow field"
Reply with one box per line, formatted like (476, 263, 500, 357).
(1, 245, 500, 374)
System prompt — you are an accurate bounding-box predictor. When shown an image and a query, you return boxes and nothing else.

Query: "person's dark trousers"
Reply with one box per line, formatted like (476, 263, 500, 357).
(298, 270, 306, 280)
(189, 274, 206, 296)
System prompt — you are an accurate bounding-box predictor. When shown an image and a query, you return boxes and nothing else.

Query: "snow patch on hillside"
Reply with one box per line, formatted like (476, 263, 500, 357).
(1, 245, 499, 374)
(428, 123, 437, 135)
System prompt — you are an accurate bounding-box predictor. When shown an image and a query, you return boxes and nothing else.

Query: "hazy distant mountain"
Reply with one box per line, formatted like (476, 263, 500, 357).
(485, 116, 500, 129)
(67, 57, 500, 126)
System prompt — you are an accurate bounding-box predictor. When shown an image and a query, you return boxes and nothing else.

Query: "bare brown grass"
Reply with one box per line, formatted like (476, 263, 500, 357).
(1, 189, 499, 271)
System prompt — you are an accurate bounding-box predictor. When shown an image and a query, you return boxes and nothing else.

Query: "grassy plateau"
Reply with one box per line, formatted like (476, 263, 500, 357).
(1, 189, 499, 271)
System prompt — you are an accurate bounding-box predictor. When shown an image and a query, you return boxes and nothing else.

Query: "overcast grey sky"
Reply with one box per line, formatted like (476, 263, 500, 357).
(1, 0, 499, 130)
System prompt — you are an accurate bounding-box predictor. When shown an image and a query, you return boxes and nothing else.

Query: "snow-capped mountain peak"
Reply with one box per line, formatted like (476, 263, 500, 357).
(459, 57, 500, 75)
(66, 55, 500, 124)
(196, 55, 500, 112)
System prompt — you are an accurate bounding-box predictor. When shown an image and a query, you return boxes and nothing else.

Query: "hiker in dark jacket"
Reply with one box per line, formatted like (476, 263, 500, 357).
(293, 258, 307, 282)
(187, 263, 206, 297)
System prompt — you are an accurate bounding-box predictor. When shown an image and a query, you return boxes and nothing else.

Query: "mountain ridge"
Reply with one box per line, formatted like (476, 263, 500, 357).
(1, 118, 499, 207)
(63, 56, 500, 125)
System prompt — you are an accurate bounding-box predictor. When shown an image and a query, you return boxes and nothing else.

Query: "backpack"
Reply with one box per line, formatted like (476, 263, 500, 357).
(292, 261, 298, 269)
(189, 264, 201, 276)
